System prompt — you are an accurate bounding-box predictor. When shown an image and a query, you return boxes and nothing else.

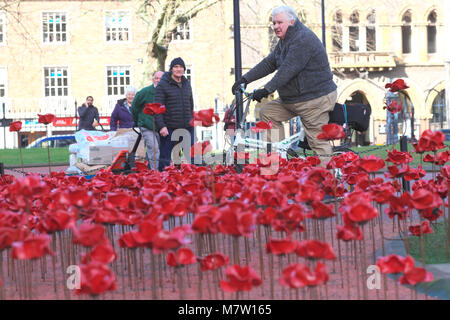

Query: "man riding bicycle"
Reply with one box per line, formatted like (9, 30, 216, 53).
(232, 5, 337, 165)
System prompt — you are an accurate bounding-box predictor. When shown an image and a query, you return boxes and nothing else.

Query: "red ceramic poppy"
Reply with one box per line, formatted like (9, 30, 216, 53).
(166, 247, 197, 267)
(376, 254, 415, 274)
(0, 227, 22, 250)
(414, 130, 445, 153)
(190, 108, 220, 127)
(11, 234, 54, 260)
(383, 100, 403, 114)
(9, 121, 22, 132)
(408, 220, 434, 236)
(420, 208, 443, 222)
(317, 123, 345, 140)
(143, 103, 166, 115)
(265, 238, 297, 255)
(36, 210, 74, 233)
(357, 155, 385, 172)
(409, 189, 442, 211)
(336, 224, 363, 241)
(385, 79, 409, 92)
(219, 265, 262, 292)
(152, 226, 191, 253)
(403, 165, 427, 181)
(72, 223, 106, 247)
(399, 265, 433, 286)
(251, 121, 273, 133)
(386, 149, 413, 165)
(279, 262, 329, 288)
(38, 113, 56, 125)
(199, 253, 229, 271)
(369, 183, 396, 204)
(309, 201, 335, 219)
(76, 261, 117, 295)
(295, 240, 336, 260)
(83, 240, 117, 264)
(218, 206, 255, 237)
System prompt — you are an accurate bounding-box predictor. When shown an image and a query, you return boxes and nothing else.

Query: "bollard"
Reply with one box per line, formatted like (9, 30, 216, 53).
(400, 135, 410, 191)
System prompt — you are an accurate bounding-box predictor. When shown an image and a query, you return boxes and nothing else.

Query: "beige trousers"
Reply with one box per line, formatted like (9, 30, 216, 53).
(260, 90, 337, 163)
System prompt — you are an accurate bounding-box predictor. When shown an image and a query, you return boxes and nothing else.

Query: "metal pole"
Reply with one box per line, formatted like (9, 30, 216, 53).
(400, 136, 410, 191)
(2, 102, 5, 149)
(321, 0, 326, 48)
(215, 96, 219, 150)
(233, 0, 243, 129)
(74, 100, 78, 131)
(410, 102, 416, 141)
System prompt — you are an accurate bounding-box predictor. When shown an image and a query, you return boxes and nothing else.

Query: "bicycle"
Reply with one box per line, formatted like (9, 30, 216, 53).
(223, 86, 371, 165)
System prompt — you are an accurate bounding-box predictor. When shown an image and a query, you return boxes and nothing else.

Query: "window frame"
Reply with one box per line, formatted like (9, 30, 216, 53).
(331, 10, 343, 52)
(42, 66, 71, 97)
(0, 66, 7, 99)
(366, 10, 377, 52)
(171, 18, 193, 42)
(426, 10, 437, 54)
(104, 10, 132, 43)
(401, 10, 412, 55)
(0, 12, 6, 46)
(41, 11, 69, 45)
(105, 65, 133, 97)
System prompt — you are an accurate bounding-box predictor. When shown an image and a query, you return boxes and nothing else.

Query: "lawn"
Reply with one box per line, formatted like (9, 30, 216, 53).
(0, 147, 70, 166)
(407, 221, 450, 265)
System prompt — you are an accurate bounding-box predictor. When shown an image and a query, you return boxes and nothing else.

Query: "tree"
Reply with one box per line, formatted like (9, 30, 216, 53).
(136, 0, 222, 74)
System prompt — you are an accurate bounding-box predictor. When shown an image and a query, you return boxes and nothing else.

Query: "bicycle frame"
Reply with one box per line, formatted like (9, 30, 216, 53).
(229, 87, 306, 159)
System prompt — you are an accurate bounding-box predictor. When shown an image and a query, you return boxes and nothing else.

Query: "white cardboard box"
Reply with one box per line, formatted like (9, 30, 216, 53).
(87, 145, 113, 165)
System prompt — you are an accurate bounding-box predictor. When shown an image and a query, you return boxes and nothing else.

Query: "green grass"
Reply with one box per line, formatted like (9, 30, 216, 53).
(407, 222, 450, 265)
(0, 147, 70, 166)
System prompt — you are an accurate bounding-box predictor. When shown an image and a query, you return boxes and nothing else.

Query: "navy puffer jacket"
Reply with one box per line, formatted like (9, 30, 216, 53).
(154, 72, 194, 130)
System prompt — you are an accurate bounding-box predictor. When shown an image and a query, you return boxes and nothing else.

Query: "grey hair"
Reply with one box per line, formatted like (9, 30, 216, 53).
(272, 5, 298, 22)
(125, 85, 137, 94)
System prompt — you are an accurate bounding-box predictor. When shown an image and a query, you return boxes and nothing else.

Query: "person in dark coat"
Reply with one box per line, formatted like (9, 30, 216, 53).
(77, 96, 100, 131)
(231, 5, 337, 164)
(110, 85, 137, 131)
(154, 57, 194, 171)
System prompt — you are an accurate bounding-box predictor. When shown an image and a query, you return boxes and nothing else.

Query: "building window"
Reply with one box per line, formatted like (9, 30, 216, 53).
(106, 66, 131, 96)
(331, 10, 343, 52)
(0, 67, 6, 97)
(43, 67, 69, 97)
(431, 90, 446, 127)
(184, 65, 192, 83)
(42, 12, 67, 43)
(366, 10, 376, 51)
(0, 13, 5, 44)
(401, 10, 412, 54)
(427, 11, 437, 54)
(349, 11, 359, 52)
(105, 11, 130, 42)
(171, 20, 192, 41)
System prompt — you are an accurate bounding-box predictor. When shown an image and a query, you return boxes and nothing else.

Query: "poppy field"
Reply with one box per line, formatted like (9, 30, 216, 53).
(1, 79, 449, 300)
(0, 126, 448, 300)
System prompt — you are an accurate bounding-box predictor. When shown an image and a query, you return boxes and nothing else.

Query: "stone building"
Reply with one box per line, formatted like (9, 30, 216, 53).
(0, 0, 447, 148)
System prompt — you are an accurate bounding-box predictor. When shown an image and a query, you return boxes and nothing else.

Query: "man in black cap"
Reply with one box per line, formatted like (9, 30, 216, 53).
(154, 57, 194, 171)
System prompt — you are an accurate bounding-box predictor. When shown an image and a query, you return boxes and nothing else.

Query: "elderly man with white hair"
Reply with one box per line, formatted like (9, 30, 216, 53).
(131, 71, 164, 170)
(232, 5, 337, 164)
